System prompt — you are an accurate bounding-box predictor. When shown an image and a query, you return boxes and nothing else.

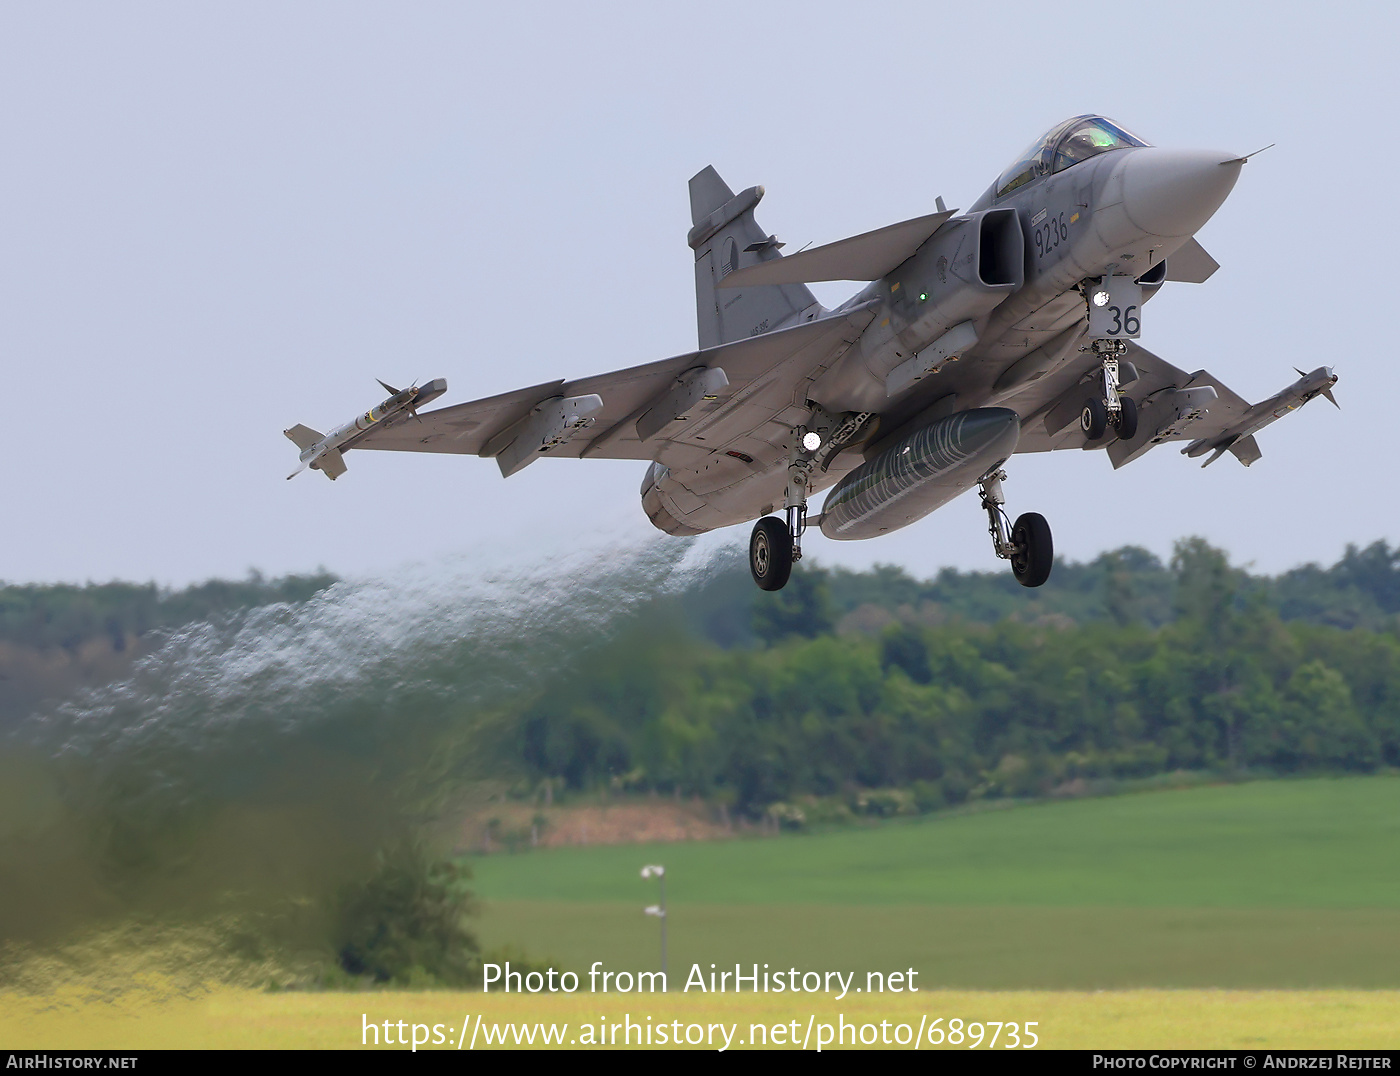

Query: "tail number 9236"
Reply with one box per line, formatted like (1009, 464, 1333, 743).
(1033, 212, 1068, 258)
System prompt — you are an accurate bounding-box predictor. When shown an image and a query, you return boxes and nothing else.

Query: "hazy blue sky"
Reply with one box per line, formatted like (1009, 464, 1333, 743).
(2, 2, 1393, 585)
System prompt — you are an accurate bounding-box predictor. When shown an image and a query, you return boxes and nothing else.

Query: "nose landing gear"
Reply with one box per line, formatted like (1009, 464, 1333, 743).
(1081, 339, 1138, 442)
(979, 469, 1053, 588)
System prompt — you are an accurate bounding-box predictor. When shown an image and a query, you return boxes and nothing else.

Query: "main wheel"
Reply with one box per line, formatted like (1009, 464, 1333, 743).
(1010, 512, 1053, 588)
(1116, 396, 1138, 440)
(749, 516, 794, 591)
(1080, 397, 1107, 440)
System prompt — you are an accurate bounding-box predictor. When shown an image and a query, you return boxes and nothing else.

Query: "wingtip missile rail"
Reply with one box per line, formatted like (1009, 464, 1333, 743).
(1181, 366, 1338, 468)
(285, 378, 448, 480)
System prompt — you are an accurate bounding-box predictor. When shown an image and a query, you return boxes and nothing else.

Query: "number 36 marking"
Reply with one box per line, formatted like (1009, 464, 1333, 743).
(1106, 305, 1140, 336)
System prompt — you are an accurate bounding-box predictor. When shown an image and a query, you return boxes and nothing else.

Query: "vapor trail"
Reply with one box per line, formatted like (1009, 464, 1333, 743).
(1, 531, 726, 983)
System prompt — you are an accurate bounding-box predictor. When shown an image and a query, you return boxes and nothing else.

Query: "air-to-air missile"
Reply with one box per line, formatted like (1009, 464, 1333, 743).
(284, 378, 447, 480)
(1181, 366, 1339, 468)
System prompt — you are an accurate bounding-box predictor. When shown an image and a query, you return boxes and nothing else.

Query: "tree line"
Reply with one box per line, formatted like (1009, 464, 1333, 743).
(0, 570, 339, 652)
(5, 539, 1397, 652)
(514, 539, 1400, 817)
(4, 539, 1399, 820)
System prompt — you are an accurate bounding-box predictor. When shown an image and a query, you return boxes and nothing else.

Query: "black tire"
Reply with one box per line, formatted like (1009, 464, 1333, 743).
(1116, 396, 1138, 440)
(1080, 397, 1107, 440)
(1010, 512, 1053, 588)
(750, 516, 794, 591)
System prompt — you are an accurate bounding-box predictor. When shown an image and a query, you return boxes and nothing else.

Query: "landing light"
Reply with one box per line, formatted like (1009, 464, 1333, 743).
(802, 431, 822, 452)
(1092, 290, 1110, 307)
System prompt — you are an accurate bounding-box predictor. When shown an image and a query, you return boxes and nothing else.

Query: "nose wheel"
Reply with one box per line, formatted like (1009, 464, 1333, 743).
(1082, 339, 1138, 442)
(1080, 397, 1108, 440)
(1082, 393, 1138, 441)
(979, 469, 1053, 588)
(1116, 395, 1138, 439)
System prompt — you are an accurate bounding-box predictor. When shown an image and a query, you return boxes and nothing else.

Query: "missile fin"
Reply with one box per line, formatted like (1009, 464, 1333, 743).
(313, 447, 347, 480)
(284, 424, 324, 451)
(1227, 434, 1262, 467)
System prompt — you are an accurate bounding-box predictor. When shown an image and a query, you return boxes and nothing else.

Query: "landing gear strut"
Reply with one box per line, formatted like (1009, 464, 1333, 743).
(750, 421, 820, 591)
(1081, 339, 1138, 441)
(979, 469, 1053, 588)
(748, 494, 807, 591)
(749, 409, 872, 591)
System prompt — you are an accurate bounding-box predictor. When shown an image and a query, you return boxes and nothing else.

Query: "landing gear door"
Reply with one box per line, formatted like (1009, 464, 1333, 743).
(1087, 276, 1143, 339)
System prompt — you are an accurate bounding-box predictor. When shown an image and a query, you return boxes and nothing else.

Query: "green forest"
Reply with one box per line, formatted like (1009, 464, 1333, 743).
(6, 537, 1398, 817)
(514, 538, 1400, 819)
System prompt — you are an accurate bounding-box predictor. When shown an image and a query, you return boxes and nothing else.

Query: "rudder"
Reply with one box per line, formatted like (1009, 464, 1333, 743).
(687, 166, 818, 349)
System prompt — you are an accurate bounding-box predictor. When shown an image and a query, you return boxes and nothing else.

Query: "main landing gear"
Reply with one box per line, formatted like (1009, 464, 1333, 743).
(979, 469, 1053, 588)
(1080, 339, 1138, 442)
(749, 481, 810, 592)
(750, 412, 873, 591)
(749, 421, 821, 591)
(749, 515, 793, 591)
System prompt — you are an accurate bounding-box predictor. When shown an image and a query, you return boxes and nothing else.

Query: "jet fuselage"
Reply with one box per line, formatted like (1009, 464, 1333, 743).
(651, 127, 1244, 537)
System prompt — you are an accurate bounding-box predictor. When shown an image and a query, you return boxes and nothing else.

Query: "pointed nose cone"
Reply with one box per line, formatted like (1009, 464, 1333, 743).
(1120, 148, 1242, 238)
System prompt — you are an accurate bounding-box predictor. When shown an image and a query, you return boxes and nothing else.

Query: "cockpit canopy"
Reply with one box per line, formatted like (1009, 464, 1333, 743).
(995, 115, 1150, 199)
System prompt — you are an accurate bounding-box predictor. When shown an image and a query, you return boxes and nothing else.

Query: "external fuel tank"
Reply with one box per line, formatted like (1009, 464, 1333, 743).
(820, 408, 1021, 541)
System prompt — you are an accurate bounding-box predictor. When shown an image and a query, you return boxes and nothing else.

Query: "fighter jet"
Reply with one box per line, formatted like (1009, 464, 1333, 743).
(291, 115, 1337, 591)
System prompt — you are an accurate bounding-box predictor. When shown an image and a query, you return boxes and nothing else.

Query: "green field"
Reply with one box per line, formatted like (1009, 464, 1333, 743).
(469, 777, 1400, 988)
(6, 778, 1398, 1048)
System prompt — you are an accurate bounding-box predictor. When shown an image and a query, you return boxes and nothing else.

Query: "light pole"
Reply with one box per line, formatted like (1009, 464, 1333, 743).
(641, 864, 666, 980)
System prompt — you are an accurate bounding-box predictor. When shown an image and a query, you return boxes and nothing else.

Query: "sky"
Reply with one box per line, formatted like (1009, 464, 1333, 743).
(1, 1, 1395, 586)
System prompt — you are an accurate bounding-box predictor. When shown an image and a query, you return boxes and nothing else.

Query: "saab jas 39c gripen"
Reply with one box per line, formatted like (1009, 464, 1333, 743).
(286, 115, 1338, 591)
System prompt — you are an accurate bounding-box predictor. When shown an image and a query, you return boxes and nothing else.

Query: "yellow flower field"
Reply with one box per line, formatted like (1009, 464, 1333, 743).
(3, 988, 1397, 1051)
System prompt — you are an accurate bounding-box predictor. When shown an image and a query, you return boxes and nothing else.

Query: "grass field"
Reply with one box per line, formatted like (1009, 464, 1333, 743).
(5, 777, 1398, 1049)
(469, 777, 1400, 989)
(469, 777, 1400, 907)
(476, 903, 1400, 990)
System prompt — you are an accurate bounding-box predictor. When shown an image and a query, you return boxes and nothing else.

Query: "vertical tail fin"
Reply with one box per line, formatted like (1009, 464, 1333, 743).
(687, 166, 818, 349)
